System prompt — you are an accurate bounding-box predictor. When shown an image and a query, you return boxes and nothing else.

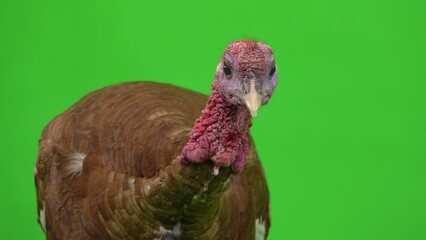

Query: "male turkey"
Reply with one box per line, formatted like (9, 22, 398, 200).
(34, 40, 278, 240)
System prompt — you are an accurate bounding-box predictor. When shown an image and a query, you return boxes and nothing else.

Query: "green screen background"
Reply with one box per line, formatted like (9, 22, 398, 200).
(1, 0, 425, 239)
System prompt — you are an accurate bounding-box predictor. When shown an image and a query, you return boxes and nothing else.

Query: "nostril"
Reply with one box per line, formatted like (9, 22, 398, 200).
(242, 84, 250, 95)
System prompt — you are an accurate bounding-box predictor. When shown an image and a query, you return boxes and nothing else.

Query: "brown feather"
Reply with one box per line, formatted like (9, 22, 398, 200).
(35, 81, 270, 239)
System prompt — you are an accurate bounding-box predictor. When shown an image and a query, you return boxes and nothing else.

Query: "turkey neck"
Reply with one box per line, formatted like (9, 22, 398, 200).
(135, 160, 231, 235)
(136, 81, 253, 235)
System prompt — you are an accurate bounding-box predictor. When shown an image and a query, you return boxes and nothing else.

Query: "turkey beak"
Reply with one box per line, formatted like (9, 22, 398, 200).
(243, 80, 262, 117)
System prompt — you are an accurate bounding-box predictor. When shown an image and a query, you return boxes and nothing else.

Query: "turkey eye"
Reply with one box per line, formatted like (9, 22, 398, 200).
(223, 62, 232, 77)
(269, 66, 276, 76)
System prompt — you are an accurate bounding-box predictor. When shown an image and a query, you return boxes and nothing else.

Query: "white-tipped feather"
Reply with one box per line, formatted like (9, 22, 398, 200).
(128, 177, 135, 189)
(255, 218, 266, 240)
(63, 152, 86, 178)
(212, 166, 220, 176)
(39, 201, 46, 233)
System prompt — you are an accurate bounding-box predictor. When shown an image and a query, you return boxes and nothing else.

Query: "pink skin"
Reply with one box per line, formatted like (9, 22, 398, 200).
(180, 40, 278, 174)
(180, 81, 251, 173)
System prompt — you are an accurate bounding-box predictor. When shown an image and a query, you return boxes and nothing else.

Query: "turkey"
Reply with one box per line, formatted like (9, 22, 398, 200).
(34, 40, 278, 240)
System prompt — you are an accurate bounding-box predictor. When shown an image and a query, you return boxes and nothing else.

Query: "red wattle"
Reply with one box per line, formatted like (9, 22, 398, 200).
(180, 81, 251, 173)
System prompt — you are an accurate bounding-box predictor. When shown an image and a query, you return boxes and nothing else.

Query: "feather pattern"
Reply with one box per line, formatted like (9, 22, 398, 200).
(34, 81, 271, 239)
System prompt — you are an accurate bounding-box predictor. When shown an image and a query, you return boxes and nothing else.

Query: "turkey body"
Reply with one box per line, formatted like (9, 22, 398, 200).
(35, 81, 270, 239)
